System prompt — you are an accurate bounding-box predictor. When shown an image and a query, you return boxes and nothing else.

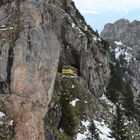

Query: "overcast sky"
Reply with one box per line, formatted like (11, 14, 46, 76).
(73, 0, 140, 32)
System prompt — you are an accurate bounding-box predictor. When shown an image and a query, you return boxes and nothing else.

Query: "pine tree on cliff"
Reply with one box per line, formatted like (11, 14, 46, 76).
(136, 94, 140, 112)
(88, 121, 100, 140)
(59, 93, 78, 137)
(122, 82, 135, 118)
(105, 63, 124, 103)
(135, 94, 140, 123)
(111, 104, 130, 140)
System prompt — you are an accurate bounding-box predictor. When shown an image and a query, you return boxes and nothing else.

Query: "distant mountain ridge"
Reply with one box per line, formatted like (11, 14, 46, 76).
(101, 18, 140, 98)
(101, 19, 140, 139)
(101, 18, 140, 52)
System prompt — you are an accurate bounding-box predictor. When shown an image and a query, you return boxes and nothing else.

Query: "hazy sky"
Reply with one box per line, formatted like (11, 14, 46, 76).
(73, 0, 140, 32)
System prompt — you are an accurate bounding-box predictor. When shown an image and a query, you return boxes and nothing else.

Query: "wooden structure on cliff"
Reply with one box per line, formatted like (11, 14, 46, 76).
(62, 65, 78, 76)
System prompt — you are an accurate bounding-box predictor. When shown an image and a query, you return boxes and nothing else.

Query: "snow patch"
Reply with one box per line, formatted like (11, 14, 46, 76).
(76, 27, 84, 35)
(94, 120, 115, 140)
(76, 120, 91, 140)
(0, 111, 5, 118)
(124, 51, 133, 62)
(72, 23, 75, 28)
(99, 94, 116, 114)
(98, 38, 102, 41)
(76, 119, 115, 140)
(59, 128, 64, 133)
(84, 26, 88, 30)
(70, 99, 79, 107)
(93, 36, 98, 41)
(114, 41, 123, 45)
(114, 42, 133, 63)
(84, 100, 88, 103)
(0, 111, 5, 125)
(115, 47, 122, 59)
(93, 36, 101, 42)
(0, 27, 13, 31)
(9, 120, 14, 125)
(76, 133, 87, 140)
(71, 84, 75, 88)
(81, 120, 90, 128)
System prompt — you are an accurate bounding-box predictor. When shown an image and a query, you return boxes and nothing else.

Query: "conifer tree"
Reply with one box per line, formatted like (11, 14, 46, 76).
(135, 94, 140, 124)
(105, 63, 124, 103)
(135, 94, 140, 113)
(88, 121, 100, 140)
(59, 93, 78, 137)
(111, 104, 130, 140)
(122, 82, 135, 118)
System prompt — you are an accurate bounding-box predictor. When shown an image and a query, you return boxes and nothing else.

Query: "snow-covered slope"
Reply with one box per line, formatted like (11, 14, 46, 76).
(76, 119, 115, 140)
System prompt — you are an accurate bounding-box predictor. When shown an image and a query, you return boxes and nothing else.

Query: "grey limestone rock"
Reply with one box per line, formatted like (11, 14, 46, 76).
(0, 0, 110, 139)
(101, 18, 140, 98)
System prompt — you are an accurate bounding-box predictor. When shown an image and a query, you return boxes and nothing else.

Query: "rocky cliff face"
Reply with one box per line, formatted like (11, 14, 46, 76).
(101, 19, 140, 51)
(45, 73, 140, 140)
(0, 0, 110, 140)
(101, 18, 140, 98)
(1, 0, 140, 139)
(44, 16, 140, 139)
(0, 0, 61, 139)
(101, 19, 140, 139)
(45, 74, 115, 140)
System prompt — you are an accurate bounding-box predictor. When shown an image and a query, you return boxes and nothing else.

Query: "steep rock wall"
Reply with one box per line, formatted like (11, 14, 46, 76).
(101, 18, 140, 97)
(0, 0, 60, 139)
(0, 0, 110, 139)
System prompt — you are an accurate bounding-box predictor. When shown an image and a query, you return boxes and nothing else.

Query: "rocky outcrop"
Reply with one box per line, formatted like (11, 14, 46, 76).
(101, 19, 140, 137)
(0, 112, 14, 140)
(0, 0, 60, 139)
(45, 74, 114, 140)
(0, 0, 110, 139)
(101, 18, 140, 98)
(1, 0, 140, 139)
(101, 19, 140, 52)
(45, 73, 140, 140)
(56, 1, 110, 97)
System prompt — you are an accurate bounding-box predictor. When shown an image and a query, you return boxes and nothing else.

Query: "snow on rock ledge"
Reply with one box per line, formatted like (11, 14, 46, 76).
(70, 99, 79, 107)
(0, 111, 5, 118)
(76, 119, 115, 140)
(94, 120, 115, 140)
(76, 120, 91, 140)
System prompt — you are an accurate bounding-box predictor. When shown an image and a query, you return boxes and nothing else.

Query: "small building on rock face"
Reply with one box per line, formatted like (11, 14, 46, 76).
(62, 65, 78, 76)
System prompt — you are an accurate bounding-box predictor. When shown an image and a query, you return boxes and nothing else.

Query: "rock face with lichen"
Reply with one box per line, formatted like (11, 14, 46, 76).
(0, 0, 110, 140)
